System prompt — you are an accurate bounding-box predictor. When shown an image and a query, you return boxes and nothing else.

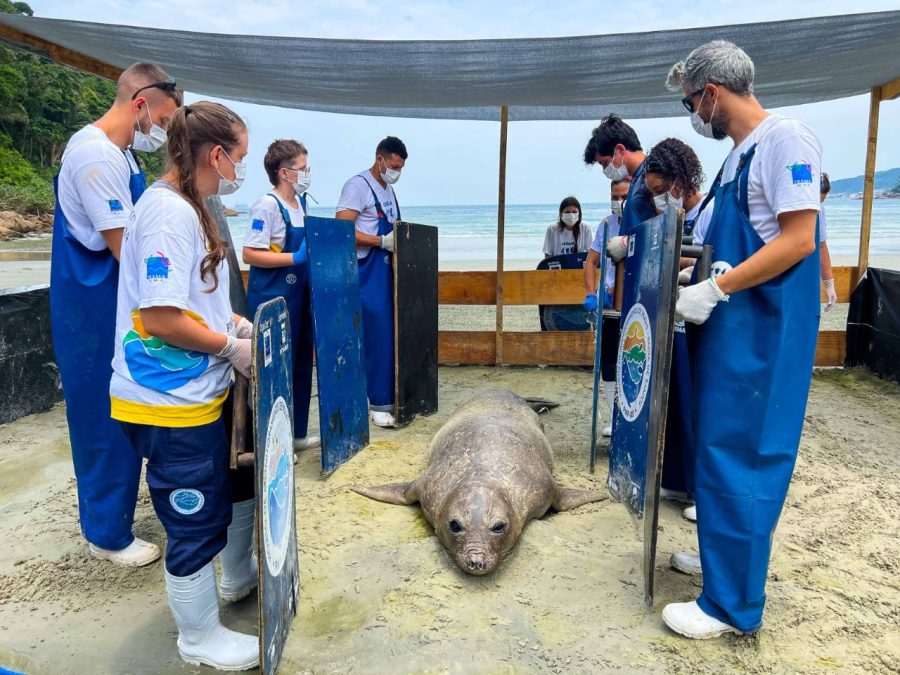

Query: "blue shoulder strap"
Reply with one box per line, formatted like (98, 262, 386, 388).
(267, 192, 293, 227)
(736, 143, 759, 216)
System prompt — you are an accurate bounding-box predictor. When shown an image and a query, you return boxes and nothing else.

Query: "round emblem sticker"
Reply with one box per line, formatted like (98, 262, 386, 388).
(263, 396, 294, 577)
(286, 273, 297, 285)
(710, 260, 733, 279)
(616, 303, 653, 423)
(170, 488, 204, 515)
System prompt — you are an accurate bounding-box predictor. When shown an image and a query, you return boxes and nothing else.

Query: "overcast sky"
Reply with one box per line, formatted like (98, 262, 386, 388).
(31, 0, 900, 207)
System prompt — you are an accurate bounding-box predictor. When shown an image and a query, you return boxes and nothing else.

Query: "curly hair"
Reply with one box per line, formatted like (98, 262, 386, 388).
(645, 138, 704, 197)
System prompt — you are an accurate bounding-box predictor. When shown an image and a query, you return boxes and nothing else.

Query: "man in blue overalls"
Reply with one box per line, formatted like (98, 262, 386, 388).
(662, 40, 822, 639)
(583, 115, 695, 503)
(336, 137, 407, 427)
(51, 63, 180, 566)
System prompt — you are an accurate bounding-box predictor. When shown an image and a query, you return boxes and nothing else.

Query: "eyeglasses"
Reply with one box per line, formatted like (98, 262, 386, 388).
(681, 87, 706, 113)
(131, 77, 178, 100)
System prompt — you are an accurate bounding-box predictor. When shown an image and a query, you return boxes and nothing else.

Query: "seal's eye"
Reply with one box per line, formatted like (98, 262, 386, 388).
(491, 522, 506, 534)
(449, 519, 463, 534)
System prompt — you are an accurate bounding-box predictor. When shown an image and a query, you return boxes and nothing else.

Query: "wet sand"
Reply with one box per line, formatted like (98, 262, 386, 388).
(1, 366, 899, 674)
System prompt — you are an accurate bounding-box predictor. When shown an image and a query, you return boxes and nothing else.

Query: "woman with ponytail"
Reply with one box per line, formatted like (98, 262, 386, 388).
(109, 101, 259, 671)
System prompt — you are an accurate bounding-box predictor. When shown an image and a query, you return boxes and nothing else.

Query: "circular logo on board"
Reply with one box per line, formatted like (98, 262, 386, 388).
(710, 260, 733, 279)
(263, 396, 294, 577)
(169, 488, 204, 515)
(616, 303, 652, 423)
(286, 273, 297, 285)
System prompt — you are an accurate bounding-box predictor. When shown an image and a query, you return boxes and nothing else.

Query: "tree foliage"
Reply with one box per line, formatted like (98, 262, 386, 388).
(0, 1, 166, 213)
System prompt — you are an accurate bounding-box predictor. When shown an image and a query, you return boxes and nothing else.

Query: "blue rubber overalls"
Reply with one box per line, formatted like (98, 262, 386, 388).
(356, 178, 399, 410)
(246, 193, 314, 438)
(692, 144, 820, 632)
(49, 148, 146, 551)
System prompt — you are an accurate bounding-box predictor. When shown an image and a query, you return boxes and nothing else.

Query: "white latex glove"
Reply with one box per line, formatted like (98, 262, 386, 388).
(380, 231, 395, 253)
(675, 277, 729, 325)
(678, 266, 695, 285)
(235, 316, 253, 339)
(606, 235, 628, 262)
(217, 335, 251, 378)
(823, 278, 837, 312)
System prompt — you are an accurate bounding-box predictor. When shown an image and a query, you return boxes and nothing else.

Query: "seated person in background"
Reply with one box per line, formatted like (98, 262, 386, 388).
(819, 172, 837, 312)
(543, 196, 593, 258)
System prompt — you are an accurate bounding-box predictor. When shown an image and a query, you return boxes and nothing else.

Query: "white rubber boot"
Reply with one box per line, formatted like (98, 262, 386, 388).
(602, 381, 616, 437)
(662, 600, 743, 639)
(371, 410, 396, 428)
(217, 500, 258, 603)
(165, 562, 259, 671)
(683, 504, 697, 522)
(89, 537, 161, 567)
(293, 436, 320, 451)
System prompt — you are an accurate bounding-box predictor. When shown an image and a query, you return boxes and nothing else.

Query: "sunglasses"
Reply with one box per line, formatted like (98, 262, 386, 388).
(131, 77, 178, 100)
(680, 87, 706, 113)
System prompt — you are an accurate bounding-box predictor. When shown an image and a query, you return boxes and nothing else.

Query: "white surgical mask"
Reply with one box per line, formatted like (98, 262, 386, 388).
(561, 212, 579, 228)
(132, 104, 167, 152)
(653, 191, 684, 212)
(690, 91, 718, 140)
(379, 160, 401, 185)
(287, 168, 311, 195)
(610, 199, 624, 216)
(216, 149, 246, 196)
(603, 149, 629, 181)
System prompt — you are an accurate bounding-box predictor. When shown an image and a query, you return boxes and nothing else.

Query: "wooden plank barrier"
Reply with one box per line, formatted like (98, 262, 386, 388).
(240, 266, 856, 368)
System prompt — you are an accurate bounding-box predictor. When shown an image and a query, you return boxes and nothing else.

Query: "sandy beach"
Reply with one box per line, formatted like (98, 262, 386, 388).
(1, 365, 899, 674)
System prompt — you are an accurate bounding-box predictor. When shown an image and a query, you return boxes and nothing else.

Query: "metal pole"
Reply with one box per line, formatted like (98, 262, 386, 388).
(857, 86, 881, 278)
(495, 105, 509, 366)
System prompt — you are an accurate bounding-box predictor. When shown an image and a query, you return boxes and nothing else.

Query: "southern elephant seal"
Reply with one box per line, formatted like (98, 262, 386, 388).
(351, 389, 606, 575)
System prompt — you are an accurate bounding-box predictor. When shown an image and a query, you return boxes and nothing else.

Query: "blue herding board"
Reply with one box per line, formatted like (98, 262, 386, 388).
(607, 206, 681, 606)
(305, 216, 370, 474)
(251, 297, 298, 675)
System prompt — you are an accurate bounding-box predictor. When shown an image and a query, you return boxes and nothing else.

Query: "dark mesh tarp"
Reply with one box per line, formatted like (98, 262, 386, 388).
(1, 12, 898, 120)
(846, 268, 900, 384)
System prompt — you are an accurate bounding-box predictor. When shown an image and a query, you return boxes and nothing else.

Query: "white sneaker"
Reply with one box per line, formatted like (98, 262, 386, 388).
(683, 504, 697, 522)
(370, 410, 396, 428)
(89, 537, 161, 567)
(217, 500, 258, 603)
(293, 436, 320, 451)
(166, 562, 259, 671)
(670, 551, 702, 575)
(659, 488, 690, 503)
(662, 600, 743, 639)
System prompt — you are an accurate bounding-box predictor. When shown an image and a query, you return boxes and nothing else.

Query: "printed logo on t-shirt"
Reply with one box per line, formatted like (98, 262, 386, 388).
(108, 199, 124, 212)
(787, 161, 813, 185)
(146, 252, 172, 280)
(251, 218, 265, 232)
(560, 242, 576, 255)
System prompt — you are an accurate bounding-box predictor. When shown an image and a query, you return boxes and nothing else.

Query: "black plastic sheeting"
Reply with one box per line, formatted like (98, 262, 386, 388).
(846, 268, 900, 384)
(0, 284, 62, 424)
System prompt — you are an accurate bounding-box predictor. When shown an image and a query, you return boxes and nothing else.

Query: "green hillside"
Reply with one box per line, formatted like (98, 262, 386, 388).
(0, 1, 165, 214)
(829, 167, 900, 195)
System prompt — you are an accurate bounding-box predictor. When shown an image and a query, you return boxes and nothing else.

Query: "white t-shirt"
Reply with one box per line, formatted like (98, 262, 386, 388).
(244, 193, 304, 252)
(58, 125, 142, 251)
(543, 222, 593, 257)
(589, 214, 620, 290)
(110, 182, 236, 427)
(687, 198, 715, 246)
(719, 114, 821, 244)
(336, 172, 400, 259)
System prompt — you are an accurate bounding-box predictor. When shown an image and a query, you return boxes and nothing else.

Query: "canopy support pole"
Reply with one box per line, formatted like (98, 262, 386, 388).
(495, 105, 509, 366)
(857, 86, 881, 278)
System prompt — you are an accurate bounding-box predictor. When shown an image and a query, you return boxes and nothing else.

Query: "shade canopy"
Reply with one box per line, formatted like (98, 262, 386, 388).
(1, 12, 898, 120)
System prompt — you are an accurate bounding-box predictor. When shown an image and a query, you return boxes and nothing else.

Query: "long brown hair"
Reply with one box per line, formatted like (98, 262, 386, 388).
(165, 101, 246, 291)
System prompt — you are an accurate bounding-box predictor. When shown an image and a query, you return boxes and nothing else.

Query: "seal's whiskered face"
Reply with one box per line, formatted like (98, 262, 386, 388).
(438, 485, 515, 576)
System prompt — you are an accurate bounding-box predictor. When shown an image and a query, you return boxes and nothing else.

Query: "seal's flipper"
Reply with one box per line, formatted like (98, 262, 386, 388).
(350, 482, 420, 505)
(524, 397, 560, 414)
(551, 485, 608, 512)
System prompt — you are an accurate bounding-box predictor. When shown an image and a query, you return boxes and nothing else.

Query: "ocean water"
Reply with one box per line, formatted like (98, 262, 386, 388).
(226, 198, 900, 266)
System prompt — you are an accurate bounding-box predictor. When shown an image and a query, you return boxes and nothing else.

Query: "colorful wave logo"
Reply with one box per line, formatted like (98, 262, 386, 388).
(123, 311, 209, 393)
